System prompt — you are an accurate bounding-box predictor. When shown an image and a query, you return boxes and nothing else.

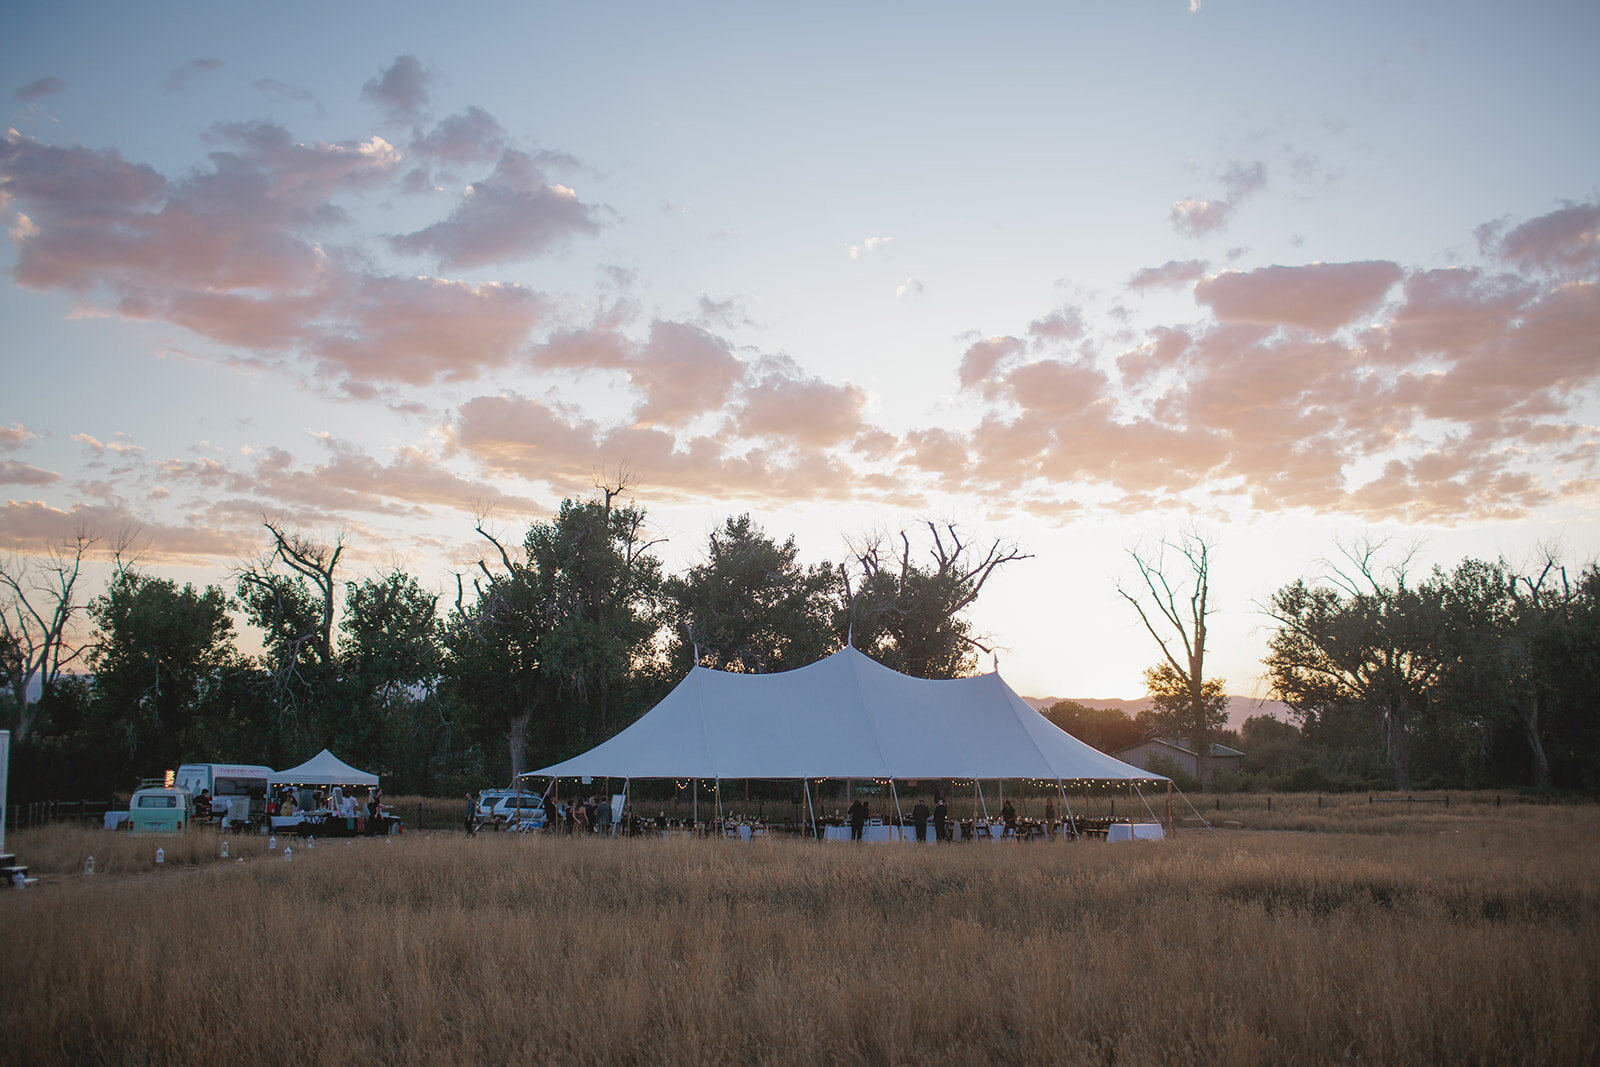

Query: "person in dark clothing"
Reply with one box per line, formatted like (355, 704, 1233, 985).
(1044, 798, 1056, 839)
(912, 798, 931, 843)
(1001, 799, 1016, 836)
(933, 797, 949, 842)
(367, 789, 383, 835)
(848, 799, 869, 841)
(464, 793, 477, 835)
(543, 793, 558, 833)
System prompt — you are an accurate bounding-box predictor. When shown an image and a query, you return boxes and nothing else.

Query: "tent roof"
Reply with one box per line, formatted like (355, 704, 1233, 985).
(269, 749, 379, 787)
(524, 646, 1164, 782)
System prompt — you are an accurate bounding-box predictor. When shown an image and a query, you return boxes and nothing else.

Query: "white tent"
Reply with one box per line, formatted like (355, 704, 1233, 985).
(270, 749, 379, 788)
(523, 646, 1163, 783)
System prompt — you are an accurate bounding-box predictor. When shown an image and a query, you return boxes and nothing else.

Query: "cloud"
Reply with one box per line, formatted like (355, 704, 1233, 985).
(732, 369, 869, 448)
(895, 277, 923, 299)
(1219, 160, 1267, 201)
(163, 58, 222, 92)
(1170, 197, 1233, 237)
(14, 77, 64, 102)
(0, 499, 243, 560)
(628, 321, 745, 426)
(390, 149, 601, 269)
(253, 78, 322, 114)
(957, 335, 1025, 391)
(0, 424, 37, 450)
(848, 236, 892, 260)
(1194, 261, 1403, 331)
(0, 461, 59, 486)
(362, 55, 432, 124)
(411, 106, 507, 164)
(695, 294, 751, 330)
(1480, 201, 1600, 276)
(1128, 259, 1209, 290)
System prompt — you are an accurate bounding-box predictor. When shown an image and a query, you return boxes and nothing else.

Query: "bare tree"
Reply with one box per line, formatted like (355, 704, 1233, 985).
(0, 531, 96, 742)
(1117, 529, 1226, 782)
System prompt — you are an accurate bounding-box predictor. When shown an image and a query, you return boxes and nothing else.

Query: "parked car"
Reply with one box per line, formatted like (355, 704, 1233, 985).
(127, 785, 195, 834)
(475, 789, 518, 819)
(486, 793, 547, 829)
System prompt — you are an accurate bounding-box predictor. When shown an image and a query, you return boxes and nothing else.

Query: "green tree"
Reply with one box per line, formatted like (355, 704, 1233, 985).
(1043, 700, 1145, 755)
(0, 532, 94, 743)
(665, 514, 841, 674)
(87, 569, 237, 775)
(842, 522, 1028, 679)
(1264, 542, 1449, 791)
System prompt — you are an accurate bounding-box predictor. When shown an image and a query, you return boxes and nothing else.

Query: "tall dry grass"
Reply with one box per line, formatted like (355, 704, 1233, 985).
(3, 810, 1597, 1065)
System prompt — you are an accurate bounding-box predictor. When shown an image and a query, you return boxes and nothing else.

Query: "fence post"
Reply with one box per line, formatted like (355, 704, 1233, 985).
(1267, 796, 1272, 812)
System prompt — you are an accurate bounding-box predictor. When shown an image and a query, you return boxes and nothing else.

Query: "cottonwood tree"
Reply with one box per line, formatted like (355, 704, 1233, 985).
(1116, 530, 1227, 783)
(665, 514, 841, 674)
(842, 522, 1029, 679)
(0, 531, 95, 743)
(338, 568, 446, 782)
(235, 521, 346, 744)
(1264, 540, 1449, 791)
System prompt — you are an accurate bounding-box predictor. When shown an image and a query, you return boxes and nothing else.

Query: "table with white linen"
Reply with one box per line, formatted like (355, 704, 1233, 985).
(1106, 822, 1166, 842)
(823, 825, 934, 843)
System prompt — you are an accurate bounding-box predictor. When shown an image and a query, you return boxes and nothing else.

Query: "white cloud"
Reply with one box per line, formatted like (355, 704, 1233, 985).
(848, 236, 892, 260)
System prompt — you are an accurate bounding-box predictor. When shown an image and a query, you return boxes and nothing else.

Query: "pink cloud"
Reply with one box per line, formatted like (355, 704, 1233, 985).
(362, 55, 432, 124)
(957, 335, 1025, 390)
(1170, 198, 1233, 237)
(1127, 259, 1209, 291)
(411, 107, 507, 164)
(1484, 201, 1600, 275)
(1195, 261, 1403, 331)
(0, 424, 37, 451)
(733, 372, 868, 448)
(627, 321, 745, 427)
(390, 149, 601, 269)
(0, 461, 59, 486)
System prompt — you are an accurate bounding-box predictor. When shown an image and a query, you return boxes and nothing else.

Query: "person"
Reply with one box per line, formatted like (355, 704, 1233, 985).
(562, 800, 576, 835)
(464, 793, 477, 835)
(597, 794, 614, 836)
(849, 798, 868, 841)
(933, 796, 948, 842)
(543, 793, 558, 833)
(281, 792, 298, 818)
(367, 789, 383, 835)
(1001, 799, 1017, 837)
(1044, 798, 1057, 839)
(912, 797, 930, 843)
(194, 789, 212, 818)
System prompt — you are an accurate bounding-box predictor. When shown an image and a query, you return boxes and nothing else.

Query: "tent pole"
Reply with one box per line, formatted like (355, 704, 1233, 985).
(715, 778, 723, 830)
(1056, 779, 1076, 840)
(976, 779, 990, 822)
(621, 778, 630, 836)
(803, 778, 817, 840)
(888, 780, 906, 843)
(693, 779, 698, 828)
(1166, 781, 1174, 836)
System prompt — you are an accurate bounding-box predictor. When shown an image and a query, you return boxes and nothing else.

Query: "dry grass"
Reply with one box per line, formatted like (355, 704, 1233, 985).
(3, 807, 1597, 1066)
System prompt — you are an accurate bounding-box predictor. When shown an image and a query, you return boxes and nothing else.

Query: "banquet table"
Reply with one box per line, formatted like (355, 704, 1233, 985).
(1106, 822, 1166, 842)
(823, 825, 934, 843)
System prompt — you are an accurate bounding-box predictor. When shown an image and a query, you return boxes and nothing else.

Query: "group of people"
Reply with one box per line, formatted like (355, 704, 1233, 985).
(847, 796, 952, 841)
(272, 785, 386, 831)
(844, 796, 1059, 841)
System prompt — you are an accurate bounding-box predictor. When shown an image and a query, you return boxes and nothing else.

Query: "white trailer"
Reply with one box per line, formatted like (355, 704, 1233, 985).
(174, 763, 274, 827)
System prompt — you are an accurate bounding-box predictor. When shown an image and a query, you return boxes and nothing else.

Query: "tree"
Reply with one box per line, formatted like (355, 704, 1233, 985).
(87, 568, 237, 774)
(842, 522, 1028, 679)
(339, 569, 446, 783)
(1043, 699, 1145, 755)
(235, 522, 345, 746)
(0, 531, 94, 743)
(1264, 541, 1449, 791)
(1116, 530, 1225, 784)
(665, 514, 840, 674)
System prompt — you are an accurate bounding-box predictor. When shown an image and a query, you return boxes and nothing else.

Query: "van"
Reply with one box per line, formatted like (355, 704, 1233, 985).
(128, 786, 194, 833)
(174, 763, 273, 827)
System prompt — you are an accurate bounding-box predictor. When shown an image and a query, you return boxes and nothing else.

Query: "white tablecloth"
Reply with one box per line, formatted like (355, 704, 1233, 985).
(1107, 822, 1166, 842)
(104, 811, 129, 830)
(824, 825, 934, 843)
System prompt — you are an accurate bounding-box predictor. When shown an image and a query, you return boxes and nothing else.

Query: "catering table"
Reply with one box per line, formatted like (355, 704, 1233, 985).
(1106, 822, 1166, 842)
(823, 824, 934, 843)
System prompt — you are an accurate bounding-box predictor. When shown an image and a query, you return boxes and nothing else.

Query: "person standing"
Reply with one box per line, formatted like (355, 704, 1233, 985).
(912, 798, 931, 843)
(464, 793, 477, 835)
(933, 796, 949, 842)
(1001, 799, 1017, 837)
(849, 798, 868, 841)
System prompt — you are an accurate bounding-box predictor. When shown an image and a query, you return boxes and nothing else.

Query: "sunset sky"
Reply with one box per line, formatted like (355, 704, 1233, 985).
(3, 2, 1597, 704)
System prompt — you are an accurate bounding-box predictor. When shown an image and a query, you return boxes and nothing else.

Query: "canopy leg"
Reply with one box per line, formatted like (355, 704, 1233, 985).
(1056, 779, 1076, 840)
(888, 780, 906, 843)
(803, 778, 817, 840)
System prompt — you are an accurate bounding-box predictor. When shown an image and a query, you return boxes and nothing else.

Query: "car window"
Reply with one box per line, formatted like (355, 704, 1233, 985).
(137, 795, 177, 808)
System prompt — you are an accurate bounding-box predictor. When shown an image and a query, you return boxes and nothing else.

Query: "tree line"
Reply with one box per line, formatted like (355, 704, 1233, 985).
(1, 487, 1025, 801)
(1051, 537, 1600, 794)
(4, 505, 1596, 801)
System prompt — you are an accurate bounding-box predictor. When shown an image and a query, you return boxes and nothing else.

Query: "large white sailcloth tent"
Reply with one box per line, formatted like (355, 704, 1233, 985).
(522, 645, 1163, 784)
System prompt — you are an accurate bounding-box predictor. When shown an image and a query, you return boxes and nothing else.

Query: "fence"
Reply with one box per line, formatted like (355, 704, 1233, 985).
(4, 799, 115, 831)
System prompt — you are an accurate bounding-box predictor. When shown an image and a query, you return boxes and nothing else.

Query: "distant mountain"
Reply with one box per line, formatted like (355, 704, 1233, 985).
(1022, 694, 1292, 732)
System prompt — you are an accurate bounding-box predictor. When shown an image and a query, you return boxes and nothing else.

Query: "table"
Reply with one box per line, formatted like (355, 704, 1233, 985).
(1106, 822, 1166, 842)
(823, 825, 934, 843)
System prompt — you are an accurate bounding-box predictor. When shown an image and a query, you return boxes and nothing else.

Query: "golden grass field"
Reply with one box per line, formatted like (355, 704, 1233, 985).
(3, 798, 1597, 1066)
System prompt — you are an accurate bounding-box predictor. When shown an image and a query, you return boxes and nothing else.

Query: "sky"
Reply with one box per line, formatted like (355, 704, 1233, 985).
(2, 1, 1598, 704)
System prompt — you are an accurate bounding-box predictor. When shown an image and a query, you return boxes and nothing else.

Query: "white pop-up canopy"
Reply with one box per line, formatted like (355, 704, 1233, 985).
(270, 749, 379, 788)
(523, 645, 1162, 783)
